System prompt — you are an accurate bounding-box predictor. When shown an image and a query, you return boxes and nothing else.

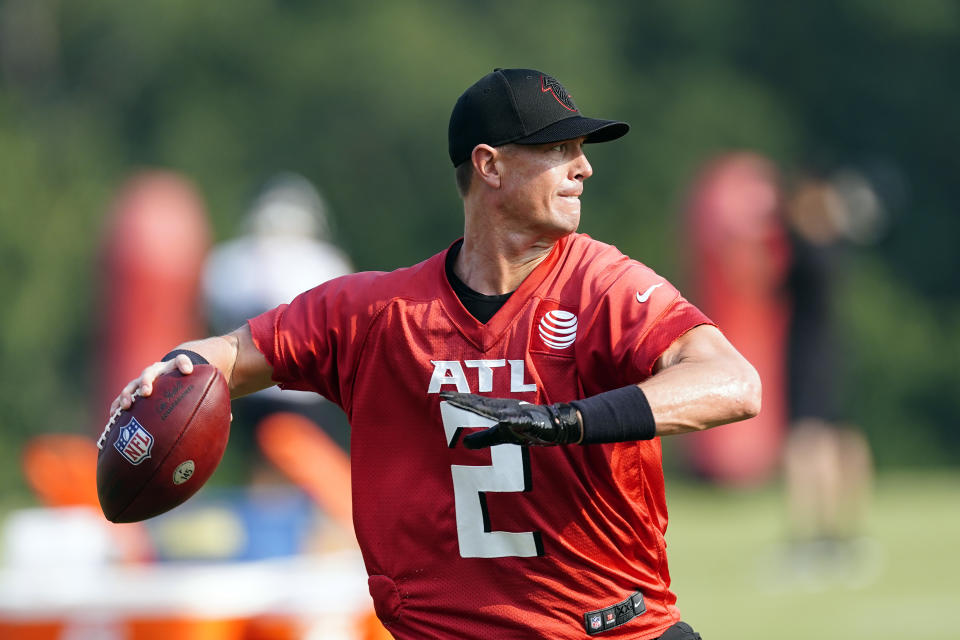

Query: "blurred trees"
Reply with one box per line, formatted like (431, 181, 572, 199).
(0, 0, 956, 497)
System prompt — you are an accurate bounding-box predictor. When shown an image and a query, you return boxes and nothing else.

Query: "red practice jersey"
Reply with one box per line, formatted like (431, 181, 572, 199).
(249, 233, 712, 639)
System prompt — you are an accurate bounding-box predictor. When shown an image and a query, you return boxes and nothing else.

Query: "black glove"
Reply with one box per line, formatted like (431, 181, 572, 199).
(440, 392, 582, 448)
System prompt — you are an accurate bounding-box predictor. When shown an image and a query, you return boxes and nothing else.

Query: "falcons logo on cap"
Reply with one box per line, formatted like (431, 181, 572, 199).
(541, 75, 577, 112)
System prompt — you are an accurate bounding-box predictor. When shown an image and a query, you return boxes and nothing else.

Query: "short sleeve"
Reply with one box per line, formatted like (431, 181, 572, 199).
(575, 261, 713, 391)
(248, 274, 371, 407)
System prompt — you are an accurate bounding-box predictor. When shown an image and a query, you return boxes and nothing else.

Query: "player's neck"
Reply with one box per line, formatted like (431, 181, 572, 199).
(455, 230, 554, 295)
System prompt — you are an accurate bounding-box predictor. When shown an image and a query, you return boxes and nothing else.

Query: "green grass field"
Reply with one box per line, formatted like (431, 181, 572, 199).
(664, 470, 960, 640)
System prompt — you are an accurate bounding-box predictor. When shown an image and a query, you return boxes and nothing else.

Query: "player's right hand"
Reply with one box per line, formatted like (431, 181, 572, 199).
(108, 355, 196, 416)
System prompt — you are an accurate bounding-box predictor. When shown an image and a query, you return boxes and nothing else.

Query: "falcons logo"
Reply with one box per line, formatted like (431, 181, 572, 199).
(540, 75, 577, 112)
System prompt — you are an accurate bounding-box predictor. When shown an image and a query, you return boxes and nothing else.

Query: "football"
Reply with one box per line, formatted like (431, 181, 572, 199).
(96, 364, 230, 523)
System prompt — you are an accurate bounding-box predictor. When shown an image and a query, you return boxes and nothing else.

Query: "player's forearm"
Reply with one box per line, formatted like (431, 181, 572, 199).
(640, 354, 761, 436)
(443, 352, 761, 447)
(171, 325, 275, 399)
(170, 335, 235, 375)
(440, 324, 761, 448)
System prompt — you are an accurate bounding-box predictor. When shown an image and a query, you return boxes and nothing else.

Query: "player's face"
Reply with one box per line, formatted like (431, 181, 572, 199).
(499, 137, 593, 238)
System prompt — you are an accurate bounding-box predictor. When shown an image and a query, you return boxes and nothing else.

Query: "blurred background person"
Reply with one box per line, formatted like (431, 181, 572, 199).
(204, 172, 354, 450)
(204, 172, 353, 342)
(780, 170, 878, 583)
(203, 173, 355, 537)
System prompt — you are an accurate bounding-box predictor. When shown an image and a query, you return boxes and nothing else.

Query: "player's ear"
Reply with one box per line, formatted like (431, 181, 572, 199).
(472, 144, 501, 189)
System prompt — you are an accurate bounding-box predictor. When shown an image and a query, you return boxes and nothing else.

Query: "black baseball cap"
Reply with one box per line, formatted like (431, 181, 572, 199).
(448, 68, 629, 167)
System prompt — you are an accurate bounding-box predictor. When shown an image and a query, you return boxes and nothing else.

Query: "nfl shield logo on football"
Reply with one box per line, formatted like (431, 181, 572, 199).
(590, 614, 602, 630)
(114, 417, 154, 465)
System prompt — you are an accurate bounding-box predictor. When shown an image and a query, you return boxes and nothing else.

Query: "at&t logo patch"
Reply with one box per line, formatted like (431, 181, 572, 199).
(114, 417, 154, 465)
(537, 309, 578, 350)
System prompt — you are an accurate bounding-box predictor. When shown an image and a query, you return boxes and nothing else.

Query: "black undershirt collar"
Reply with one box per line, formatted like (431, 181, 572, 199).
(445, 239, 513, 324)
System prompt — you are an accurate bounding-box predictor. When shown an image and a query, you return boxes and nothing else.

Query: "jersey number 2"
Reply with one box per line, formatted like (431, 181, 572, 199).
(440, 401, 544, 558)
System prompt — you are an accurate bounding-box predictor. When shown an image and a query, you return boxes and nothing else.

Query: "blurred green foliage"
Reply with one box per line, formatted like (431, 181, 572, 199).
(0, 0, 957, 498)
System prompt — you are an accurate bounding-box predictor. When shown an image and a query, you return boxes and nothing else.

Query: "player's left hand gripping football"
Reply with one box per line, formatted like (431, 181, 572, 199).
(439, 392, 582, 448)
(109, 356, 195, 416)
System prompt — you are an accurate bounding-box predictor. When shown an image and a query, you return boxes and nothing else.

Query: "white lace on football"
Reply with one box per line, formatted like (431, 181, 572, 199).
(97, 388, 141, 450)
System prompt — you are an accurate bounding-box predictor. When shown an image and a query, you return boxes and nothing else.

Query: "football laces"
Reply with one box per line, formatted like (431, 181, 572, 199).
(97, 388, 141, 450)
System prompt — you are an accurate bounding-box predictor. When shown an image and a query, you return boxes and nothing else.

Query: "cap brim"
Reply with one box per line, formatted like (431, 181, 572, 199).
(512, 116, 629, 147)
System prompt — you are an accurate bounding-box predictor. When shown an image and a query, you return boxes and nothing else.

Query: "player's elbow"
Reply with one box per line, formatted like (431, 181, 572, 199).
(736, 361, 762, 421)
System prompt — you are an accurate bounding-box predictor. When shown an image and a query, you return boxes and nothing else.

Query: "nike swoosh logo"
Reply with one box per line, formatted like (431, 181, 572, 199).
(636, 283, 663, 303)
